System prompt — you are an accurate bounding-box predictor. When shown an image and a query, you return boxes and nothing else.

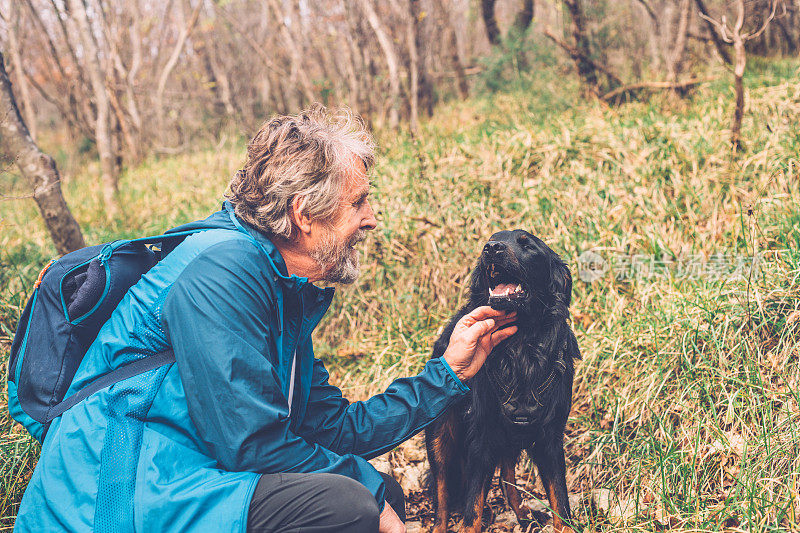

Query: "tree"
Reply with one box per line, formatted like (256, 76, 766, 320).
(701, 0, 782, 148)
(2, 1, 37, 140)
(68, 0, 119, 217)
(156, 0, 203, 141)
(667, 0, 693, 82)
(358, 0, 402, 128)
(693, 0, 734, 64)
(433, 0, 470, 99)
(545, 0, 622, 97)
(0, 51, 85, 255)
(407, 0, 434, 131)
(480, 0, 534, 45)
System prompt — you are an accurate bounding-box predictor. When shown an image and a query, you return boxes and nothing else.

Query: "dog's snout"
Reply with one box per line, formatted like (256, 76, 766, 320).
(502, 402, 537, 426)
(483, 241, 507, 257)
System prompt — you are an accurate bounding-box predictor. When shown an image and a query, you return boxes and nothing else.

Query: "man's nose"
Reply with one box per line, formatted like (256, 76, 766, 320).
(361, 201, 378, 231)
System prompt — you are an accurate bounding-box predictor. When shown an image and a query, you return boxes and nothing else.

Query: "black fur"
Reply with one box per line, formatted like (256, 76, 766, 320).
(425, 229, 580, 532)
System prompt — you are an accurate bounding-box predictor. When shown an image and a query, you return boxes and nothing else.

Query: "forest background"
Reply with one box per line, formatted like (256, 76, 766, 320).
(1, 0, 799, 531)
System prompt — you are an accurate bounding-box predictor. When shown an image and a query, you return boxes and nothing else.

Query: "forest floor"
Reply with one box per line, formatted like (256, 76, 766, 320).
(2, 59, 800, 531)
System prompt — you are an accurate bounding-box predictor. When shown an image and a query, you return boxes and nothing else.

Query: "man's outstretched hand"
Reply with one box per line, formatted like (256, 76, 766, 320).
(442, 306, 517, 382)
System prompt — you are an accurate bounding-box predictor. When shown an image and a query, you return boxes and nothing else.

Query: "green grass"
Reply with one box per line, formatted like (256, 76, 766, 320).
(2, 60, 799, 531)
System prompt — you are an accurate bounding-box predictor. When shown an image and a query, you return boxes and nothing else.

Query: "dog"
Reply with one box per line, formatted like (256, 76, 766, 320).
(425, 229, 580, 533)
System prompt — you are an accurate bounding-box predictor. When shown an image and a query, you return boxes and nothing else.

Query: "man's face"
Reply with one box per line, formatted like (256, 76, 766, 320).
(310, 160, 377, 284)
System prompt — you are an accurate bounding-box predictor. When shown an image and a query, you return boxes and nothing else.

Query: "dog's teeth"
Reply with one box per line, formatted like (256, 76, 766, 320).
(490, 283, 517, 297)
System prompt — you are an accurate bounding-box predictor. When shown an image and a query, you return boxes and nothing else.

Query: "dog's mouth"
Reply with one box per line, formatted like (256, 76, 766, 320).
(486, 263, 529, 304)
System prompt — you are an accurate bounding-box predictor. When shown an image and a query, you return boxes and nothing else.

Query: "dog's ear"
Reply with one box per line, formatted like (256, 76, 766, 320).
(548, 255, 572, 319)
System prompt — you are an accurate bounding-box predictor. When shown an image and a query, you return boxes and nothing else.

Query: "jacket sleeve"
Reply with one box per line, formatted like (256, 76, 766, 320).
(296, 346, 470, 459)
(160, 240, 387, 507)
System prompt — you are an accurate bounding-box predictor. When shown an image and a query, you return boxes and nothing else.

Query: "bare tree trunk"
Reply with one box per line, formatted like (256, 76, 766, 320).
(0, 53, 85, 255)
(633, 0, 662, 73)
(6, 1, 37, 141)
(345, 6, 374, 116)
(412, 0, 434, 117)
(481, 0, 501, 45)
(775, 18, 798, 53)
(358, 0, 402, 128)
(127, 4, 144, 136)
(434, 0, 469, 99)
(513, 0, 535, 34)
(32, 0, 95, 133)
(668, 0, 692, 81)
(407, 0, 433, 130)
(407, 0, 421, 132)
(560, 0, 602, 96)
(449, 29, 470, 99)
(97, 0, 143, 160)
(156, 0, 202, 141)
(694, 0, 734, 64)
(482, 0, 534, 45)
(342, 11, 365, 111)
(268, 0, 316, 110)
(702, 0, 778, 148)
(68, 0, 119, 216)
(730, 1, 747, 149)
(208, 42, 237, 116)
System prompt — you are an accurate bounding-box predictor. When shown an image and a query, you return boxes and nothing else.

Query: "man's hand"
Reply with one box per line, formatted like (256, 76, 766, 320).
(442, 306, 517, 382)
(379, 501, 405, 533)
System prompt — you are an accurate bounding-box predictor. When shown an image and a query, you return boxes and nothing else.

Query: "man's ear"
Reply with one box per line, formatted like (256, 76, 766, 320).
(290, 196, 313, 236)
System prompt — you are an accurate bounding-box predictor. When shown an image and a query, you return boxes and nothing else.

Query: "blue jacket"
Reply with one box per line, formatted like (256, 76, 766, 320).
(15, 202, 469, 532)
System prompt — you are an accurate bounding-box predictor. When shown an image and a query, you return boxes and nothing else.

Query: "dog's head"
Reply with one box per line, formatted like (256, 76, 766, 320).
(464, 230, 578, 426)
(471, 229, 571, 321)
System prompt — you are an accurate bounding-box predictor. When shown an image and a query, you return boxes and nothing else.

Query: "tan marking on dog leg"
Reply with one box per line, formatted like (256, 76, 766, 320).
(460, 484, 489, 533)
(501, 456, 530, 522)
(432, 471, 450, 533)
(545, 480, 573, 533)
(429, 418, 455, 533)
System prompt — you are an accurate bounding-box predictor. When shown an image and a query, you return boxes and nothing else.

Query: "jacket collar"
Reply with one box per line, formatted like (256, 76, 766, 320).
(223, 201, 291, 277)
(167, 201, 335, 299)
(222, 202, 335, 302)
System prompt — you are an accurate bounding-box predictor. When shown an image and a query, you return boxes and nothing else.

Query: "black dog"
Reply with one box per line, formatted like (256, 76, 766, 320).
(425, 230, 580, 533)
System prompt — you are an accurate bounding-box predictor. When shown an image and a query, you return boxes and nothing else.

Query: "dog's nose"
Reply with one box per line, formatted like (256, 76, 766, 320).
(502, 402, 537, 425)
(483, 241, 507, 257)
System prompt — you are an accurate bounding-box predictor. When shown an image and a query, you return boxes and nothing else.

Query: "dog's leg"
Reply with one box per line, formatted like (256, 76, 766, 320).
(500, 455, 531, 524)
(530, 436, 573, 533)
(460, 474, 492, 533)
(460, 459, 494, 533)
(426, 416, 456, 533)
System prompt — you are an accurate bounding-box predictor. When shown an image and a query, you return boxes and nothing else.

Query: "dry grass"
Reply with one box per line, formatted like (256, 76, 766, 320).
(1, 59, 799, 531)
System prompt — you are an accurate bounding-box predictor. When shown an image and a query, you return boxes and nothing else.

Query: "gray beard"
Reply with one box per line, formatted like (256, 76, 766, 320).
(311, 228, 366, 284)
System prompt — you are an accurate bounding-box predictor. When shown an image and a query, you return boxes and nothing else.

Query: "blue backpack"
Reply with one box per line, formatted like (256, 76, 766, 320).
(7, 228, 208, 443)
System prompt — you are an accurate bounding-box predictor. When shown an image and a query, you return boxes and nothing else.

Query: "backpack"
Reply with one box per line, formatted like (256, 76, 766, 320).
(7, 228, 209, 443)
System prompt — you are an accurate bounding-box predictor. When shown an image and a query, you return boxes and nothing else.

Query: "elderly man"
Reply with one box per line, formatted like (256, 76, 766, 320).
(15, 108, 516, 533)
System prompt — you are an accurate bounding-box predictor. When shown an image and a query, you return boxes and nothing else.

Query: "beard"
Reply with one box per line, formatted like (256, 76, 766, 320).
(311, 226, 367, 284)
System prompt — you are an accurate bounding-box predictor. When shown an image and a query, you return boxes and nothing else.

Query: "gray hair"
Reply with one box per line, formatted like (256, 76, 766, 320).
(226, 105, 375, 239)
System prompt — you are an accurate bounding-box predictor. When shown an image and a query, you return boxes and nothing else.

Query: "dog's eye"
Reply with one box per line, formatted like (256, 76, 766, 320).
(517, 235, 530, 247)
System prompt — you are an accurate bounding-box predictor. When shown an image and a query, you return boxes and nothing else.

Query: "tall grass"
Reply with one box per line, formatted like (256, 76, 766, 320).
(1, 59, 799, 531)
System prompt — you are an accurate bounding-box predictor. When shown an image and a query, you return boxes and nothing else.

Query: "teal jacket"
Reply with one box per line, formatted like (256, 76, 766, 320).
(15, 202, 469, 532)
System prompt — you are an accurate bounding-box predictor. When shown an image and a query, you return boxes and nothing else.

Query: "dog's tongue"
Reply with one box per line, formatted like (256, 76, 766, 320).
(489, 283, 520, 297)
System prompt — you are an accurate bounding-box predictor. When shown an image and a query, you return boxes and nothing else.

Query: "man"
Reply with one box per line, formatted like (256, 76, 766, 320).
(15, 107, 516, 533)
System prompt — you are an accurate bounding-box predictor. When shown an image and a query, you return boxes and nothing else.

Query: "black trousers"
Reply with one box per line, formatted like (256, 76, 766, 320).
(247, 471, 406, 532)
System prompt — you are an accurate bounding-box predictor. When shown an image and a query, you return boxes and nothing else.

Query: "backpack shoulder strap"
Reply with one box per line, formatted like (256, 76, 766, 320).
(44, 350, 176, 423)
